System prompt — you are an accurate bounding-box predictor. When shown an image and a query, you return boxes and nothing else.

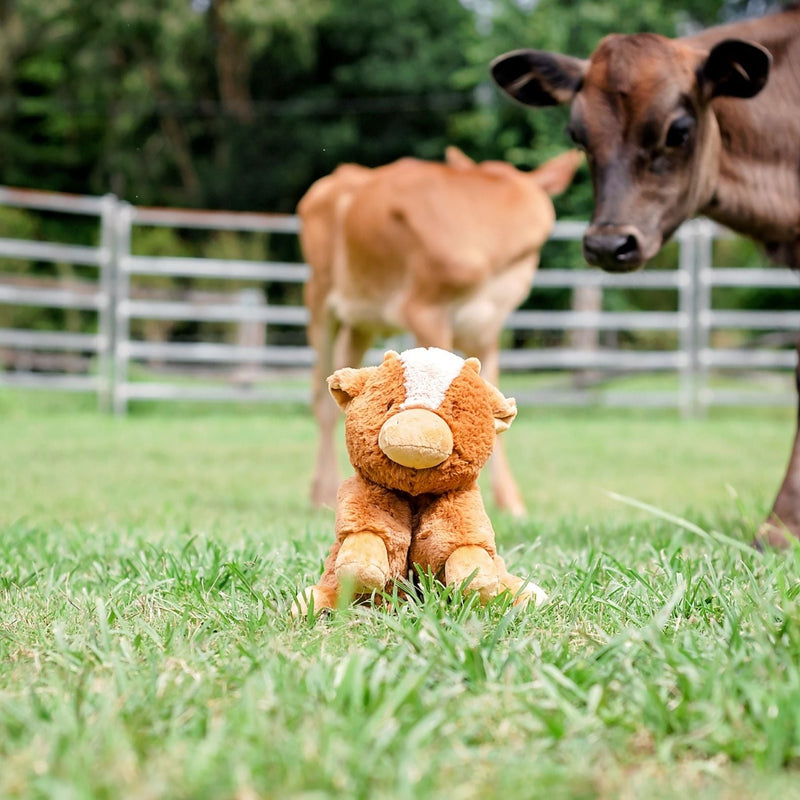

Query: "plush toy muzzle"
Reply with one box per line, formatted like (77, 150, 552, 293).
(378, 407, 454, 468)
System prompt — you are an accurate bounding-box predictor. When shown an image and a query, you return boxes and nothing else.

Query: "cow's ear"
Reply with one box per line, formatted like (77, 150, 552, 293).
(701, 39, 771, 99)
(327, 366, 376, 411)
(445, 146, 475, 169)
(491, 49, 587, 107)
(531, 149, 584, 197)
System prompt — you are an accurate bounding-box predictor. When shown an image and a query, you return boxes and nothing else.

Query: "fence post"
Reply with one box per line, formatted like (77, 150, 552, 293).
(694, 219, 715, 416)
(232, 288, 265, 386)
(97, 193, 118, 413)
(678, 221, 698, 417)
(569, 284, 603, 388)
(112, 202, 134, 415)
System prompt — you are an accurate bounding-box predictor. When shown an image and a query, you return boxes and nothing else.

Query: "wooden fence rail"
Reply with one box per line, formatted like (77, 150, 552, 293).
(0, 185, 797, 415)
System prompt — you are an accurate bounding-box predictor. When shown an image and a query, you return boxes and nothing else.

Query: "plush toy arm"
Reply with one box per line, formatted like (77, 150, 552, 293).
(411, 483, 496, 570)
(409, 484, 501, 601)
(292, 475, 413, 616)
(407, 485, 546, 608)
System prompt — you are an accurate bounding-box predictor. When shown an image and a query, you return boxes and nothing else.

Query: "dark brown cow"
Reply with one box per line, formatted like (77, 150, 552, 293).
(491, 5, 800, 546)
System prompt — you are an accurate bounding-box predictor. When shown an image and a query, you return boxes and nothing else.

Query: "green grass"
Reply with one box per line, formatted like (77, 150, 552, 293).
(2, 388, 800, 799)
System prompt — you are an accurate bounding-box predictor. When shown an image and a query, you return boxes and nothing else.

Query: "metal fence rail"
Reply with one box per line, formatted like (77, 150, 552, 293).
(0, 185, 798, 415)
(0, 188, 116, 408)
(109, 202, 312, 411)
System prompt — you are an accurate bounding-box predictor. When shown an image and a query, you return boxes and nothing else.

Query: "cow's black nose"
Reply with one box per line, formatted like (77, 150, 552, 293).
(583, 232, 642, 272)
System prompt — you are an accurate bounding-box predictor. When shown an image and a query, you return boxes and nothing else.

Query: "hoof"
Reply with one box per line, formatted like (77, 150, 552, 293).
(753, 517, 796, 551)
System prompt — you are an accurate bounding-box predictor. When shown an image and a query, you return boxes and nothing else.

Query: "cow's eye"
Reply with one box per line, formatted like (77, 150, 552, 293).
(665, 116, 694, 148)
(566, 123, 587, 150)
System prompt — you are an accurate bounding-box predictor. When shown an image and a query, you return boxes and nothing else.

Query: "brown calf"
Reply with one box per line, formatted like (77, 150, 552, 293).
(491, 5, 800, 545)
(298, 147, 582, 517)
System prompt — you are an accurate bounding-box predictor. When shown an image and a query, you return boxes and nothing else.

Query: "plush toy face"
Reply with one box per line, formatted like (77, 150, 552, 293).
(328, 348, 517, 496)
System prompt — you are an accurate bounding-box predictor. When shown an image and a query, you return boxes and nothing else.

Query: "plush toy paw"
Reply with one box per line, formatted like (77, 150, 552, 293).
(444, 545, 500, 603)
(493, 556, 547, 608)
(508, 579, 548, 608)
(291, 585, 337, 618)
(334, 532, 390, 593)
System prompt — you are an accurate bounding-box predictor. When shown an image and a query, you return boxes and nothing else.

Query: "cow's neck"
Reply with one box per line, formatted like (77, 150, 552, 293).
(690, 7, 800, 266)
(701, 102, 800, 254)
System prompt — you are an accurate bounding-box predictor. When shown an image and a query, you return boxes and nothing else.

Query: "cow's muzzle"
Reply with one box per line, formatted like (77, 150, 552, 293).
(583, 225, 647, 272)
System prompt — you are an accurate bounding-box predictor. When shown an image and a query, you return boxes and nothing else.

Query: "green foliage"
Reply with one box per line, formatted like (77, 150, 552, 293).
(0, 0, 755, 213)
(0, 0, 785, 341)
(0, 206, 38, 240)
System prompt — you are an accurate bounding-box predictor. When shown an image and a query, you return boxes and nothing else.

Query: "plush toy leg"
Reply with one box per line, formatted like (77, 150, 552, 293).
(444, 545, 500, 603)
(335, 532, 391, 593)
(493, 556, 548, 608)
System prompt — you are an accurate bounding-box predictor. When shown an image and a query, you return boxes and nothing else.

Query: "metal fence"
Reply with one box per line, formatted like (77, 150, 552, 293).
(0, 189, 117, 407)
(0, 185, 798, 415)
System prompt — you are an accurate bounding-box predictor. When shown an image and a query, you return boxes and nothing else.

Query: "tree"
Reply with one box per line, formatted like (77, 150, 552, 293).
(0, 0, 778, 213)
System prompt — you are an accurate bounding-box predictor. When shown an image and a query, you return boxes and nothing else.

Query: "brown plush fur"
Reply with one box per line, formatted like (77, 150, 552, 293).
(293, 348, 546, 615)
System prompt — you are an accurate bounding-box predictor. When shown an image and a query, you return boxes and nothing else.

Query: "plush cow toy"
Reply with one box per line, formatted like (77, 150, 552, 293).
(294, 347, 546, 614)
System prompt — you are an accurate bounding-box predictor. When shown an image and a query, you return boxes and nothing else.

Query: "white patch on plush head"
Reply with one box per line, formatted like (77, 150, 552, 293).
(398, 347, 464, 411)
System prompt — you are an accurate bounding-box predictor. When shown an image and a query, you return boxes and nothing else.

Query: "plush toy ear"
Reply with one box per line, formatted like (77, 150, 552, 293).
(327, 366, 377, 411)
(491, 391, 517, 434)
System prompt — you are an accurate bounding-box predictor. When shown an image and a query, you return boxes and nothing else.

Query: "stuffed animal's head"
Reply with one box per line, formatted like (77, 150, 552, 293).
(328, 348, 517, 495)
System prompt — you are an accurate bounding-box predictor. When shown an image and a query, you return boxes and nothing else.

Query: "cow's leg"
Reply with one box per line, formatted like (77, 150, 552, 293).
(309, 304, 341, 508)
(476, 345, 526, 518)
(404, 301, 454, 352)
(333, 322, 373, 376)
(310, 320, 373, 508)
(756, 340, 800, 548)
(292, 530, 389, 617)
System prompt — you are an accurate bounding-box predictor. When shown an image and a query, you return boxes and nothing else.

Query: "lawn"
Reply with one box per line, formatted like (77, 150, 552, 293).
(2, 388, 800, 799)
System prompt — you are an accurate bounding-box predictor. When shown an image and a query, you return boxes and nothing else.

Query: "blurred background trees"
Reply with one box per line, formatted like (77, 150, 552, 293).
(0, 0, 775, 213)
(0, 0, 785, 356)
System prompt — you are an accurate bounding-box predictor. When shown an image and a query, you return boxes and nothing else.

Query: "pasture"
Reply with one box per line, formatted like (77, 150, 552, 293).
(2, 388, 800, 799)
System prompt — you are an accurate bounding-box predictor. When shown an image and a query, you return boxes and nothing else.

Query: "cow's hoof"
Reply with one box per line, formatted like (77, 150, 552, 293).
(753, 519, 796, 551)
